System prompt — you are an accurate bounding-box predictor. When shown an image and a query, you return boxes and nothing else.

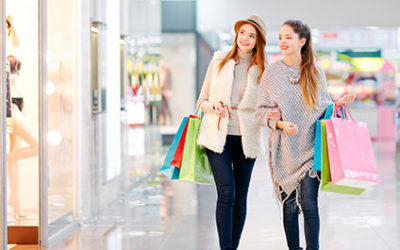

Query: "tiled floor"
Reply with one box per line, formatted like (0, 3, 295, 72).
(45, 139, 400, 250)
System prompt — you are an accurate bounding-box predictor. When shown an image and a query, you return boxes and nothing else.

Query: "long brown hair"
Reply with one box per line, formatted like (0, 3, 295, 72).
(218, 23, 266, 82)
(283, 20, 320, 108)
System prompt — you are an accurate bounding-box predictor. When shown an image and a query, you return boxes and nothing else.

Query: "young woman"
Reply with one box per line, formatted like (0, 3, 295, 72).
(196, 16, 278, 250)
(256, 20, 354, 250)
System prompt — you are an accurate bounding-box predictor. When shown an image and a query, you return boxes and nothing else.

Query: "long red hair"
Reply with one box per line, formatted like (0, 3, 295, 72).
(218, 23, 266, 82)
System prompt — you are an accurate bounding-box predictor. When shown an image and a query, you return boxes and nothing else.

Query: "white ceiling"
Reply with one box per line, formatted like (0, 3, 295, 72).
(125, 0, 400, 37)
(197, 0, 400, 32)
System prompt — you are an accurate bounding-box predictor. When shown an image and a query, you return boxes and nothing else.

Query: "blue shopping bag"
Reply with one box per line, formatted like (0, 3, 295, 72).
(313, 104, 344, 171)
(160, 117, 189, 179)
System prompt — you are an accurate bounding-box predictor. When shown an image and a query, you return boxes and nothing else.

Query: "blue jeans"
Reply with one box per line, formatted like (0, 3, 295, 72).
(206, 135, 256, 250)
(281, 173, 320, 250)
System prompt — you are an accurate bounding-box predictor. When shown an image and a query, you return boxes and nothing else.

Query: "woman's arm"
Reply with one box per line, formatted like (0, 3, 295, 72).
(335, 93, 356, 107)
(196, 59, 215, 113)
(255, 68, 281, 130)
(256, 68, 298, 134)
(196, 58, 229, 118)
(276, 120, 298, 135)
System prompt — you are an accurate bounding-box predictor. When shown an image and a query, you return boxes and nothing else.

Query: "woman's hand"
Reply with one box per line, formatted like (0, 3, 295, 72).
(266, 110, 281, 120)
(213, 102, 227, 118)
(277, 121, 298, 135)
(336, 93, 355, 107)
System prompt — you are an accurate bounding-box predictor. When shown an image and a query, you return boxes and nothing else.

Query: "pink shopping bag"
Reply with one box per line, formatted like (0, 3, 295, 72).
(325, 104, 380, 189)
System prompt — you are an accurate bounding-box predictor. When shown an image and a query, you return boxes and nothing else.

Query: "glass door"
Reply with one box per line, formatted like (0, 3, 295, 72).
(45, 0, 79, 245)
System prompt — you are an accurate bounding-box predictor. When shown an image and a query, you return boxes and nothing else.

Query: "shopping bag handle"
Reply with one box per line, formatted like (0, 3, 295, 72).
(332, 103, 343, 119)
(333, 103, 343, 119)
(193, 101, 204, 118)
(341, 104, 355, 121)
(217, 101, 232, 131)
(333, 103, 354, 122)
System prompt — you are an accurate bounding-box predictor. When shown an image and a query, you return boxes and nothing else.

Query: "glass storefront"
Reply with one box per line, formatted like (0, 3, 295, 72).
(1, 0, 79, 246)
(0, 0, 151, 247)
(47, 0, 79, 241)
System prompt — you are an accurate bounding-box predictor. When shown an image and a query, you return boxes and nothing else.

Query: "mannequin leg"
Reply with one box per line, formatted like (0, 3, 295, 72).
(7, 105, 38, 162)
(7, 104, 37, 218)
(7, 133, 28, 218)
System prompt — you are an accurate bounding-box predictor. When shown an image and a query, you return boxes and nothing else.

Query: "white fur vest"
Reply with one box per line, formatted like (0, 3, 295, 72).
(197, 50, 266, 158)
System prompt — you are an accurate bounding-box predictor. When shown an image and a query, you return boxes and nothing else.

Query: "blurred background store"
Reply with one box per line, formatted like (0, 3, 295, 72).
(0, 0, 399, 249)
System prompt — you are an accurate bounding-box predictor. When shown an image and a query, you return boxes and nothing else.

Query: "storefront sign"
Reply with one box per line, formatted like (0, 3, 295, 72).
(318, 29, 398, 49)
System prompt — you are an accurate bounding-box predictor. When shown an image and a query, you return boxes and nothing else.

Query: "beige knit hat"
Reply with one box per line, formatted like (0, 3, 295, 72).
(234, 15, 266, 43)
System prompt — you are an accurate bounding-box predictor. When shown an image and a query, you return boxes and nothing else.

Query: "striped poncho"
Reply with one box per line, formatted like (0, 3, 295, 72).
(255, 59, 333, 203)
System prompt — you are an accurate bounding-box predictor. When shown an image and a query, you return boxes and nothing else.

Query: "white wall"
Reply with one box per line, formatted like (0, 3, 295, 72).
(77, 0, 94, 221)
(78, 0, 123, 221)
(197, 0, 400, 32)
(105, 0, 122, 181)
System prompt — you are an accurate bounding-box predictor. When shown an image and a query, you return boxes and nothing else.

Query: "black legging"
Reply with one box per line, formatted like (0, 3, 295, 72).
(206, 135, 256, 250)
(281, 174, 321, 250)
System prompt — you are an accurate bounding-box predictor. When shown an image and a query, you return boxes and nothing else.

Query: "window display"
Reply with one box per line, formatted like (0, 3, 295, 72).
(378, 60, 397, 106)
(6, 54, 38, 220)
(317, 50, 382, 105)
(5, 0, 79, 244)
(126, 42, 164, 126)
(396, 104, 400, 144)
(5, 3, 40, 228)
(377, 60, 398, 140)
(316, 49, 399, 140)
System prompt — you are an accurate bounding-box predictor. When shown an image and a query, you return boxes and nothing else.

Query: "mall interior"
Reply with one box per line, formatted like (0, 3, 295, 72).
(0, 0, 399, 249)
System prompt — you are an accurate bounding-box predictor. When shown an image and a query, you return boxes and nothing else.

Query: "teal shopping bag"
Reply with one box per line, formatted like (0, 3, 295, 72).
(313, 104, 344, 171)
(160, 117, 189, 179)
(178, 115, 214, 185)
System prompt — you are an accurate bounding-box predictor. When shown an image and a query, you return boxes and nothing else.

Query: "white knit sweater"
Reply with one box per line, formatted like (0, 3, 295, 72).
(196, 50, 266, 158)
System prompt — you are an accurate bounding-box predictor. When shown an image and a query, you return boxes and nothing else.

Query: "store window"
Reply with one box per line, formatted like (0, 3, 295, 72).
(3, 0, 79, 244)
(6, 1, 40, 241)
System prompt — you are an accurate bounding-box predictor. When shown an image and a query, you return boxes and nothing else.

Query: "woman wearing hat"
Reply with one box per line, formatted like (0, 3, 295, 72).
(196, 15, 278, 250)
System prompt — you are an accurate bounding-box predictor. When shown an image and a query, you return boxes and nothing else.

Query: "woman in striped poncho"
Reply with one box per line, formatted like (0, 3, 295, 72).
(256, 20, 355, 250)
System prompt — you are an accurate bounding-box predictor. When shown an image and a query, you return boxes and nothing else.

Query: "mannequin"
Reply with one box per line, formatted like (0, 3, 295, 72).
(6, 16, 38, 219)
(6, 55, 38, 219)
(159, 60, 172, 125)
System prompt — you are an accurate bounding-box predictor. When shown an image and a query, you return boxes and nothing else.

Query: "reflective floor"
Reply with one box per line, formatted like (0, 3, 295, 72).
(45, 137, 400, 250)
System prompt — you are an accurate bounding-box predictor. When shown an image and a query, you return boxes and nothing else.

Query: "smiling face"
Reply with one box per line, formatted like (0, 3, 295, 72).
(278, 24, 306, 56)
(236, 23, 257, 53)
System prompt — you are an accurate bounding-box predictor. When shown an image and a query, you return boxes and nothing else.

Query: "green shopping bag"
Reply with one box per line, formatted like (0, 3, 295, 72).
(320, 120, 365, 195)
(179, 115, 215, 185)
